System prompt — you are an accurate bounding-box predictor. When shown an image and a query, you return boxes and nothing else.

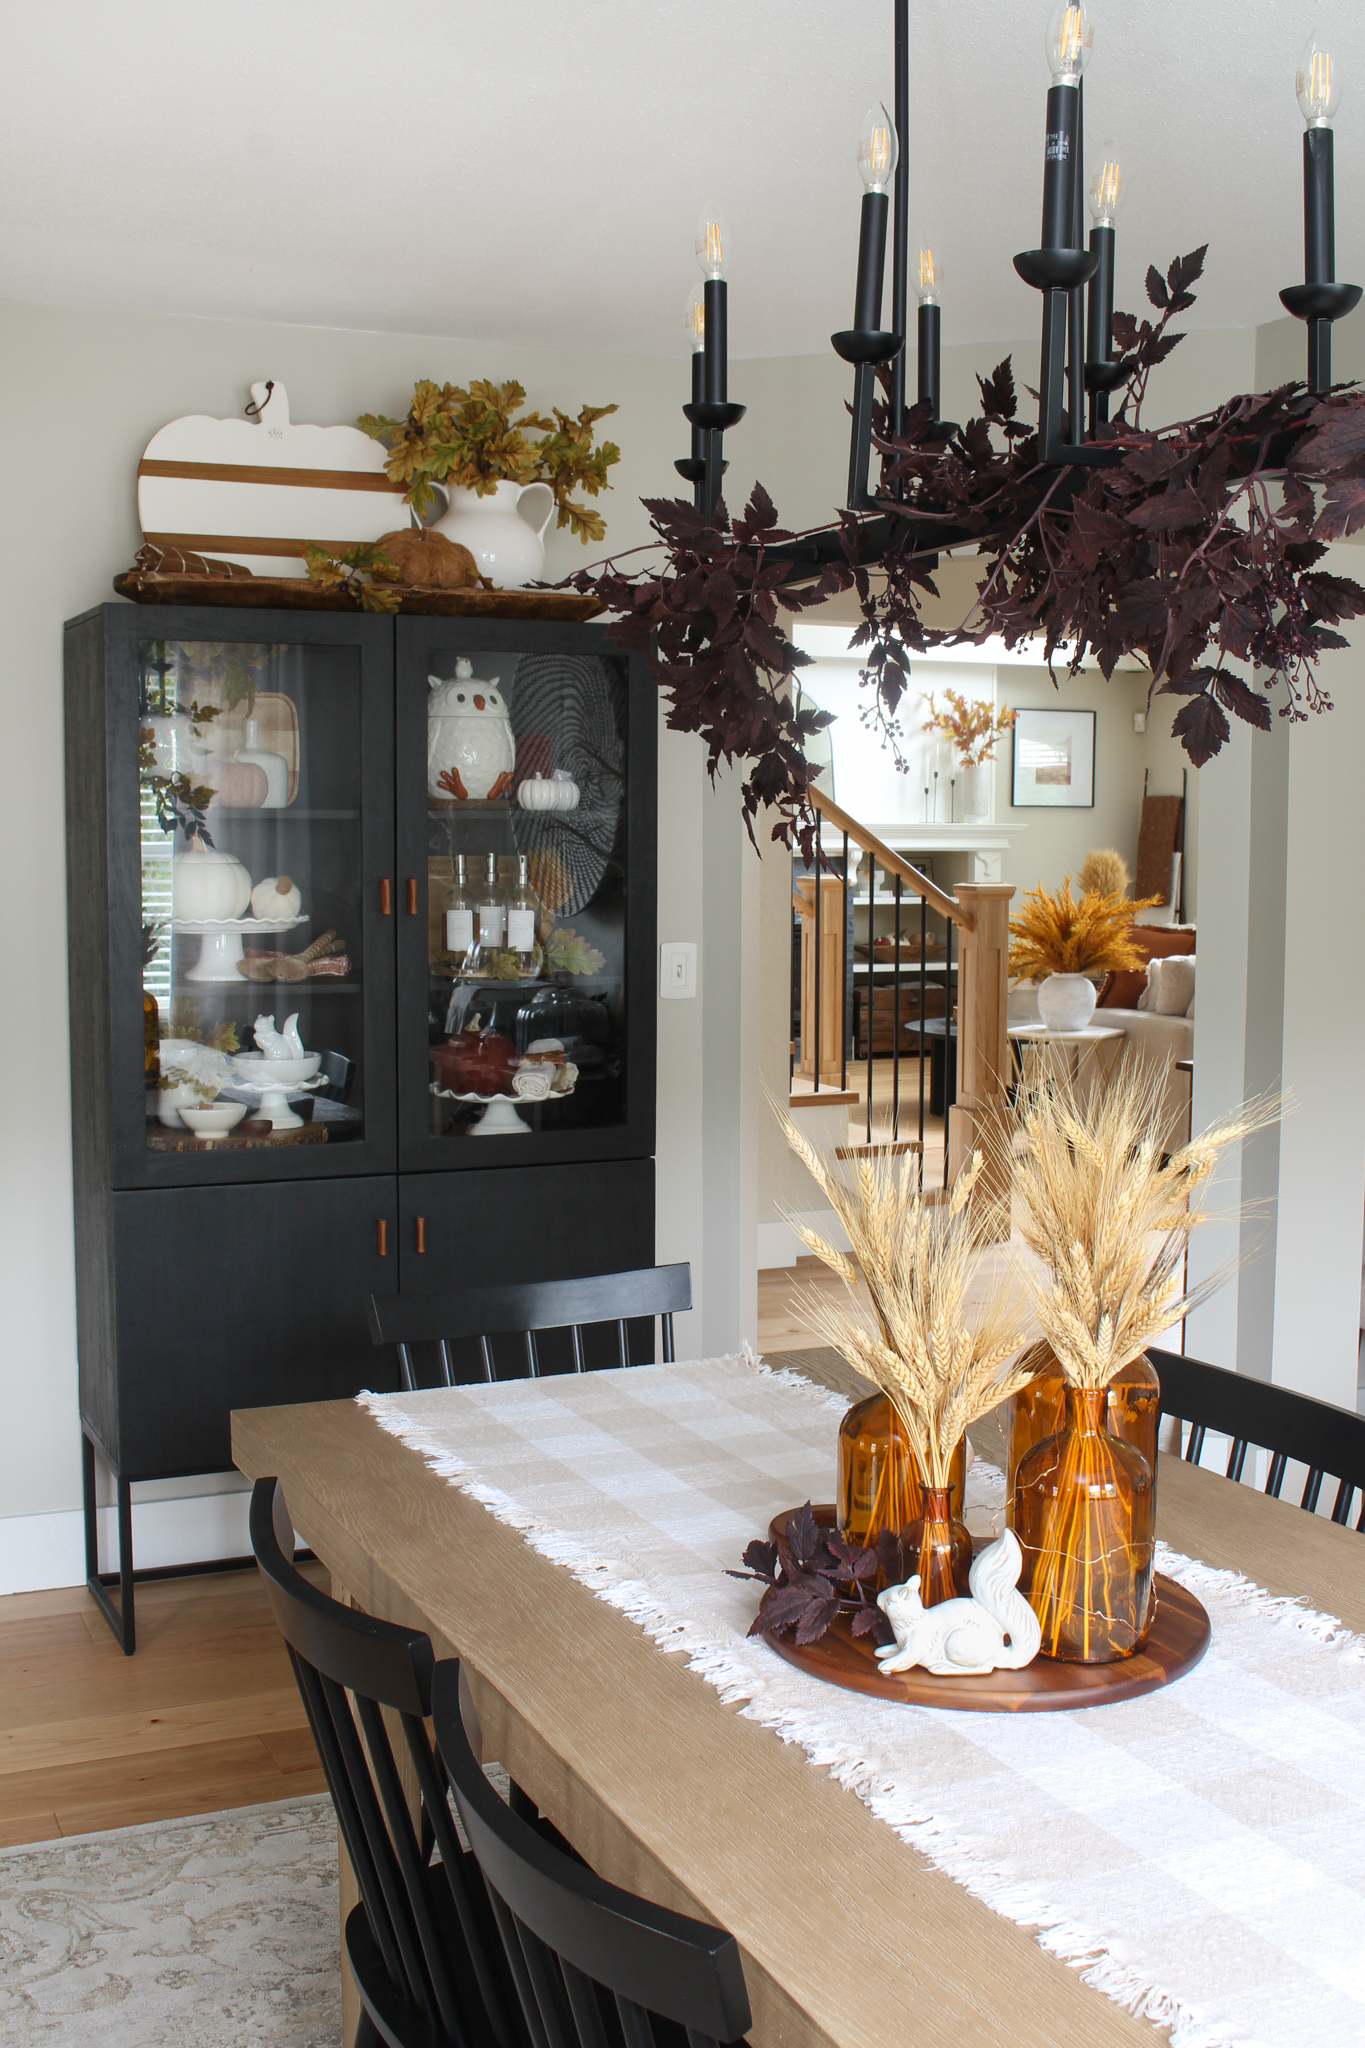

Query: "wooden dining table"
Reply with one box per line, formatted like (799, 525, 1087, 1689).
(232, 1350, 1365, 2048)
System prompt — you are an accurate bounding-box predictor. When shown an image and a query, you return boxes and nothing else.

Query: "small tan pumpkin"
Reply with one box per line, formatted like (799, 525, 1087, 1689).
(375, 527, 485, 590)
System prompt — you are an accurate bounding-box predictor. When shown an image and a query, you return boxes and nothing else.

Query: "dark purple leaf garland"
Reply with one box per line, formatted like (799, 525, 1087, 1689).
(727, 1501, 895, 1648)
(565, 244, 1365, 829)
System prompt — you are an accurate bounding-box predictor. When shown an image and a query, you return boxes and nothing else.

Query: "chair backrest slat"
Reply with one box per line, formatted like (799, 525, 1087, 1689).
(570, 1325, 586, 1374)
(1151, 1346, 1365, 1531)
(560, 1956, 612, 2048)
(289, 1649, 408, 1996)
(321, 1673, 440, 2028)
(355, 1691, 465, 2039)
(485, 1890, 551, 2048)
(516, 1917, 578, 2048)
(613, 1993, 657, 2048)
(433, 1661, 751, 2047)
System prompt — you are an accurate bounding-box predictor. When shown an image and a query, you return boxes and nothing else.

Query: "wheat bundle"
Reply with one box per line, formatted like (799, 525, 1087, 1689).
(775, 1102, 1033, 1487)
(1011, 1059, 1278, 1389)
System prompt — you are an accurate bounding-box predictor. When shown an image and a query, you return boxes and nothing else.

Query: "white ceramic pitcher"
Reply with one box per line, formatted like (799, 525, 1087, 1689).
(432, 480, 556, 589)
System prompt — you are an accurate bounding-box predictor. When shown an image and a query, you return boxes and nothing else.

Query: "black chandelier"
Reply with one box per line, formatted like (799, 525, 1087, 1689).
(676, 0, 1362, 519)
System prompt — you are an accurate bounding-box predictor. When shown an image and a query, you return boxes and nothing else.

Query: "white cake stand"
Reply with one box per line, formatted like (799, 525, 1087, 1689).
(430, 1078, 576, 1136)
(174, 914, 309, 983)
(230, 1073, 324, 1131)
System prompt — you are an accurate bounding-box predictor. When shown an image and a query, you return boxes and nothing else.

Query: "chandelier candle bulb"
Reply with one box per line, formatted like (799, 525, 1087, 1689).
(1085, 141, 1123, 429)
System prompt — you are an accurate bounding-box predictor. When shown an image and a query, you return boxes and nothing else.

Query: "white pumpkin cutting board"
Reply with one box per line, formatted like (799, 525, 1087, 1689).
(137, 379, 412, 577)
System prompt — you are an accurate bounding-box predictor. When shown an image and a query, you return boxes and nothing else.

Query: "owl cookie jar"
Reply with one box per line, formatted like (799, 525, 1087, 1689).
(428, 660, 516, 801)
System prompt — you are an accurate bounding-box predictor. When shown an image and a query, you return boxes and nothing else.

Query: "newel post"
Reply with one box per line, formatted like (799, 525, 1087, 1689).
(950, 882, 1015, 1234)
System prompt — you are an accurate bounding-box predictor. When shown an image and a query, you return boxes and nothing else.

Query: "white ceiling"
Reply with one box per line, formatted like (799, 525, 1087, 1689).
(2, 1, 1362, 358)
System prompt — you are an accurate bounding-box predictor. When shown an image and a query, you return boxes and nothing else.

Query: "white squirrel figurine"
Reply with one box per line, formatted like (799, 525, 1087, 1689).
(875, 1527, 1042, 1677)
(253, 1013, 307, 1061)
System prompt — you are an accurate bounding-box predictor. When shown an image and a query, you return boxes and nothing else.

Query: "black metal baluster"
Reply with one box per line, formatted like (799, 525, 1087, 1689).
(918, 878, 927, 1192)
(866, 853, 875, 1144)
(842, 832, 850, 1093)
(892, 873, 902, 1142)
(943, 913, 954, 1190)
(813, 846, 822, 1094)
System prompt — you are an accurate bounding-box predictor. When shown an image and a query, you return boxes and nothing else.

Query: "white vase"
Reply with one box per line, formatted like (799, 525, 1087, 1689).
(1037, 973, 1098, 1032)
(958, 759, 990, 821)
(431, 480, 556, 589)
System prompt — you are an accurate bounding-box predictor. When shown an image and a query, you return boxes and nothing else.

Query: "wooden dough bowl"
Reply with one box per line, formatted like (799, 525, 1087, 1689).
(115, 572, 603, 621)
(763, 1504, 1211, 1713)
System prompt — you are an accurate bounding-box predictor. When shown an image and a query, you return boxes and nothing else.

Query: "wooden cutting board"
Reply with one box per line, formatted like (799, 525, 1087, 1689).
(136, 378, 409, 576)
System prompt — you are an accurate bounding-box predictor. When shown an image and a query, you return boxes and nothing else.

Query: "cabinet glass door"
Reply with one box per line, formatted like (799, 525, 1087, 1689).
(133, 627, 393, 1179)
(396, 623, 654, 1168)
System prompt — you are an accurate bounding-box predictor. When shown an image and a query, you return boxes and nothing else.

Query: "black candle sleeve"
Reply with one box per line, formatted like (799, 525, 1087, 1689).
(1304, 127, 1335, 286)
(854, 191, 890, 332)
(1041, 83, 1079, 251)
(703, 278, 727, 405)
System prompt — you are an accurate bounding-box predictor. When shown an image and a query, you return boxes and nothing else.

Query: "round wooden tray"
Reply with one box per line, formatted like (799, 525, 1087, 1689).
(763, 1505, 1210, 1713)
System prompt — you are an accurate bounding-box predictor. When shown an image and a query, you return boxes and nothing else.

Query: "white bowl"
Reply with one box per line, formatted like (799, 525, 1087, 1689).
(180, 1101, 248, 1136)
(232, 1053, 321, 1086)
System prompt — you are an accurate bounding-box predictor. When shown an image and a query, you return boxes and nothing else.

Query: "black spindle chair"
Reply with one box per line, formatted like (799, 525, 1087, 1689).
(432, 1660, 753, 2048)
(366, 1264, 692, 1393)
(1151, 1346, 1365, 1528)
(249, 1478, 516, 2048)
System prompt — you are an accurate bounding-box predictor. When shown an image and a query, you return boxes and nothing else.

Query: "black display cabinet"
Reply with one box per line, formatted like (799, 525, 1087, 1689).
(65, 602, 656, 1647)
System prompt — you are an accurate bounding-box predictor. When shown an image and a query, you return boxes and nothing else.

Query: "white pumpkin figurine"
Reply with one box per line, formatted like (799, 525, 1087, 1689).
(250, 873, 303, 920)
(172, 833, 252, 920)
(427, 660, 516, 801)
(518, 768, 580, 813)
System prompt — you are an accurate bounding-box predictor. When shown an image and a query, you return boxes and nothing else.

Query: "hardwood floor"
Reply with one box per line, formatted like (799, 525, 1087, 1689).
(0, 1564, 325, 1847)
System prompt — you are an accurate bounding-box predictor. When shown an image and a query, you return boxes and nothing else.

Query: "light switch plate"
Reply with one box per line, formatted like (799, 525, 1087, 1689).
(659, 941, 697, 999)
(1133, 711, 1147, 733)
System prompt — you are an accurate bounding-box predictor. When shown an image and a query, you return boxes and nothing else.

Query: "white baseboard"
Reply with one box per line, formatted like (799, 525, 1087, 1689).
(0, 1481, 254, 1597)
(757, 1207, 851, 1270)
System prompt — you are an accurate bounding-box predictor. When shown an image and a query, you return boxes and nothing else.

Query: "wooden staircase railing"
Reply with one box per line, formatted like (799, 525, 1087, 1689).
(791, 788, 1015, 1232)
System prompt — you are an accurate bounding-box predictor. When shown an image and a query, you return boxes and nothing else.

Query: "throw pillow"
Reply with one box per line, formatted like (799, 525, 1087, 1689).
(1136, 959, 1159, 1011)
(1096, 923, 1197, 1007)
(1156, 953, 1196, 1017)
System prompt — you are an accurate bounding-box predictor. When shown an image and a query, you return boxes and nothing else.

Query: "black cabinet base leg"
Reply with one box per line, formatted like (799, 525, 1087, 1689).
(83, 1432, 135, 1655)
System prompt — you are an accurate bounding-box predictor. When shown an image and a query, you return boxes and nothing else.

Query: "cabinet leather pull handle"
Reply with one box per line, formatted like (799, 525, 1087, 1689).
(415, 1216, 426, 1254)
(379, 878, 392, 916)
(406, 877, 418, 916)
(376, 1218, 387, 1257)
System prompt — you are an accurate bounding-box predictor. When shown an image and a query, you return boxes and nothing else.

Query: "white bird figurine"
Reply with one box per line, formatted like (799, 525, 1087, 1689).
(874, 1528, 1042, 1677)
(252, 1012, 307, 1062)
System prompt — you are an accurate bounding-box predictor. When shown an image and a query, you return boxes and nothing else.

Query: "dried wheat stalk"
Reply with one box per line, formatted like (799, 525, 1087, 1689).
(1011, 1059, 1278, 1388)
(775, 1102, 1032, 1488)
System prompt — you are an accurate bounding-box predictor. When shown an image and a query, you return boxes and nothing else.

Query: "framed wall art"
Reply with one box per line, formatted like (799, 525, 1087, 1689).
(1011, 707, 1096, 808)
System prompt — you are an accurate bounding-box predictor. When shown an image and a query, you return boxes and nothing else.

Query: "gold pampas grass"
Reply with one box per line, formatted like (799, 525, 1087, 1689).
(1078, 846, 1130, 900)
(1008, 875, 1162, 981)
(774, 1102, 1033, 1487)
(1011, 1061, 1278, 1389)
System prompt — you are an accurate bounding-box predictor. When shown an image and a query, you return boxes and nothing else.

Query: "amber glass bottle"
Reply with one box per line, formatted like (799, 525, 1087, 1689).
(1014, 1386, 1155, 1662)
(1007, 1348, 1159, 1528)
(836, 1394, 967, 1584)
(899, 1486, 973, 1604)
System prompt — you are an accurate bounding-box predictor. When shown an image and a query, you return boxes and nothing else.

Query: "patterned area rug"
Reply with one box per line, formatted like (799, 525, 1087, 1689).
(0, 1795, 338, 2047)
